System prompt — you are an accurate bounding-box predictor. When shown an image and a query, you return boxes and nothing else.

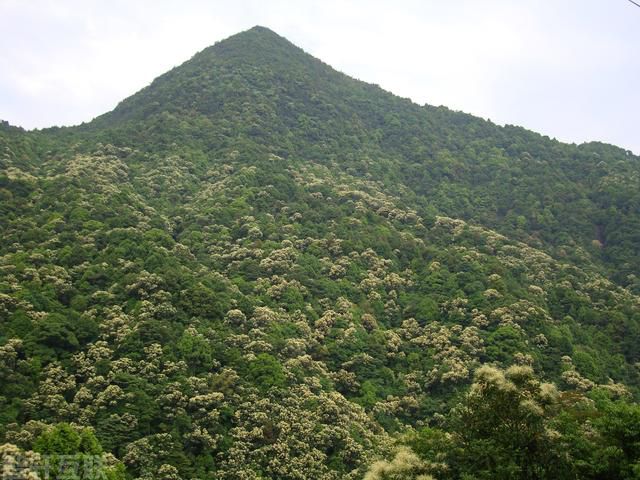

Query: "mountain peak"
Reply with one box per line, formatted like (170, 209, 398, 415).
(240, 25, 281, 36)
(203, 25, 308, 66)
(89, 26, 335, 128)
(214, 25, 291, 48)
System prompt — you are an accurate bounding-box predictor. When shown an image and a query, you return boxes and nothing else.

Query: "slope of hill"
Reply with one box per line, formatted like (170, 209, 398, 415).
(1, 26, 640, 479)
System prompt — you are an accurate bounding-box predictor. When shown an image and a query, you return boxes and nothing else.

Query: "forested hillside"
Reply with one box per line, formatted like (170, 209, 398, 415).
(1, 26, 640, 479)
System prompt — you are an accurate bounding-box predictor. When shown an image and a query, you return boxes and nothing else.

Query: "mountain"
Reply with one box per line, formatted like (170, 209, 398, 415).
(82, 26, 640, 290)
(1, 26, 640, 479)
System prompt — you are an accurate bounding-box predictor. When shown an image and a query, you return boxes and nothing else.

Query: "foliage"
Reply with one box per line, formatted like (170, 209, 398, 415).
(369, 367, 640, 479)
(1, 26, 640, 478)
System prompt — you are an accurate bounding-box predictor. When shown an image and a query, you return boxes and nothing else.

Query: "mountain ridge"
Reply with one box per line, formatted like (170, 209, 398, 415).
(3, 26, 640, 290)
(79, 26, 640, 290)
(5, 25, 637, 159)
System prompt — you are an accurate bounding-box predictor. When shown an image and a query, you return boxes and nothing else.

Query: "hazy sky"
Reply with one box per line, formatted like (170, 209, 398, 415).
(1, 0, 639, 153)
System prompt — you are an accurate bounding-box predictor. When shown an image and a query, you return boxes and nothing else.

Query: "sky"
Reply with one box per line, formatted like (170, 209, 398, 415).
(1, 0, 639, 154)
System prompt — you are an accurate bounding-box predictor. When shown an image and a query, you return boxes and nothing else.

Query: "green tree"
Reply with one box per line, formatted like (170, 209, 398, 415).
(446, 365, 569, 479)
(34, 423, 125, 479)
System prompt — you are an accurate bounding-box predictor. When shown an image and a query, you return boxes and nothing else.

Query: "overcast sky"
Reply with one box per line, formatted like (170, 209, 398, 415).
(1, 0, 638, 153)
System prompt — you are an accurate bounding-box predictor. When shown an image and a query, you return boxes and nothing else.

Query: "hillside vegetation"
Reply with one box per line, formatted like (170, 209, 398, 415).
(1, 26, 640, 479)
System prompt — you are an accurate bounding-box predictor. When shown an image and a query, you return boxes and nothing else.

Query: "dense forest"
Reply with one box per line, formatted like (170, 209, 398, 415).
(1, 26, 640, 479)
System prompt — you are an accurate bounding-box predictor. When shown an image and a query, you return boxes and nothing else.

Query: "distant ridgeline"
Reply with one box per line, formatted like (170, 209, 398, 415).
(1, 26, 640, 479)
